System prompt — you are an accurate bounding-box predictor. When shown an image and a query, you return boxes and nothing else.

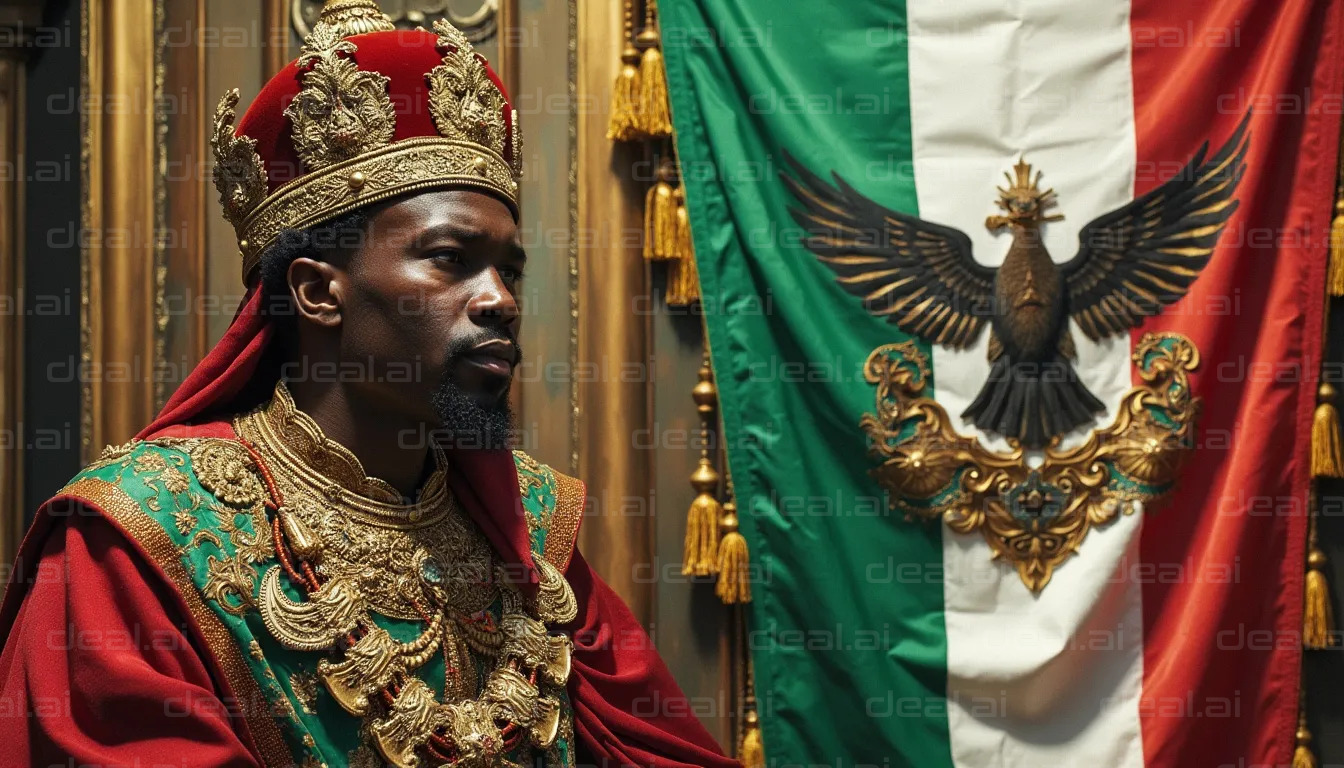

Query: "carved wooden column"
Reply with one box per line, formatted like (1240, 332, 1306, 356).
(81, 0, 161, 457)
(0, 0, 43, 559)
(575, 0, 653, 623)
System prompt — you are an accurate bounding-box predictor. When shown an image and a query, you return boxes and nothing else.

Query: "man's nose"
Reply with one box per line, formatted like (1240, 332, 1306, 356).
(466, 268, 520, 329)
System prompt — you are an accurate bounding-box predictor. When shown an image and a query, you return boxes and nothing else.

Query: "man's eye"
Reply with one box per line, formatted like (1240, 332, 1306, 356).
(500, 267, 525, 283)
(431, 249, 464, 265)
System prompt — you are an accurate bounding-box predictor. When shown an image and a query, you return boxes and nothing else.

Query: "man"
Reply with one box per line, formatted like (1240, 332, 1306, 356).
(0, 2, 737, 766)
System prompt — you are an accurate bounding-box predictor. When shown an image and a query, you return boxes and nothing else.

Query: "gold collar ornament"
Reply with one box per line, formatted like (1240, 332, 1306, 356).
(233, 381, 576, 766)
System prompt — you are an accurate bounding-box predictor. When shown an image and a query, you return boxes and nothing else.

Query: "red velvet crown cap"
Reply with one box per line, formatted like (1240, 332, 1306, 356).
(237, 29, 520, 193)
(210, 15, 523, 284)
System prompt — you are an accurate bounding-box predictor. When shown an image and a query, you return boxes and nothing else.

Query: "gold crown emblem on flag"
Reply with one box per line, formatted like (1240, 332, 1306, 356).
(211, 0, 524, 283)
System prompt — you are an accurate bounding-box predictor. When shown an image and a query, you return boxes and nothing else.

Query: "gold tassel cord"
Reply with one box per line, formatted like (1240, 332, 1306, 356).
(1293, 708, 1317, 768)
(716, 479, 751, 604)
(1312, 383, 1344, 478)
(739, 648, 765, 767)
(606, 0, 643, 141)
(644, 160, 678, 260)
(1330, 200, 1344, 297)
(682, 352, 721, 576)
(1304, 488, 1335, 649)
(634, 0, 673, 138)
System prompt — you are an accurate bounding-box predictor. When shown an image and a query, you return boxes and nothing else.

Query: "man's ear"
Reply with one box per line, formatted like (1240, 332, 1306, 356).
(288, 257, 343, 328)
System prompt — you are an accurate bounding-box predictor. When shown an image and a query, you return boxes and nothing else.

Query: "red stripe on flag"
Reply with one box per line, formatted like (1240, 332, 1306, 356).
(1130, 0, 1344, 764)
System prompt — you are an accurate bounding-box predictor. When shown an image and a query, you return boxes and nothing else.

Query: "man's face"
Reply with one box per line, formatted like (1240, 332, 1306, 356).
(330, 188, 524, 446)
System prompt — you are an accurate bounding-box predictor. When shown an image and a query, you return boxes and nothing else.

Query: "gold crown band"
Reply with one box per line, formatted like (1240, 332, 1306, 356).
(238, 137, 518, 282)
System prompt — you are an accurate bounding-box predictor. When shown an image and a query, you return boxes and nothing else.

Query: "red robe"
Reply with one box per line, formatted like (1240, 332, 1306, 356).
(0, 289, 738, 768)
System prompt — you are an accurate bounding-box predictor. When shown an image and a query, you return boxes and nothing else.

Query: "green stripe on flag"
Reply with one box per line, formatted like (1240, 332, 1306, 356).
(659, 2, 954, 765)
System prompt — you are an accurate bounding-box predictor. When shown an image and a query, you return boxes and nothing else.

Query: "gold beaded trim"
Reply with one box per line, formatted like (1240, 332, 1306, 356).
(544, 470, 586, 572)
(238, 137, 518, 282)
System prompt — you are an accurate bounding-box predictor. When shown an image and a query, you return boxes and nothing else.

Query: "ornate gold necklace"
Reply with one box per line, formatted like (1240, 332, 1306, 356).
(234, 382, 576, 767)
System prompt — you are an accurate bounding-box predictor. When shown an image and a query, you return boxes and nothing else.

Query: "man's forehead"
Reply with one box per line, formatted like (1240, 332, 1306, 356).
(371, 188, 520, 244)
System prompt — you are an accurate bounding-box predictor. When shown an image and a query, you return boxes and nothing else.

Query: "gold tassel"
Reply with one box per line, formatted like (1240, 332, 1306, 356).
(739, 656, 766, 767)
(716, 486, 751, 604)
(1312, 383, 1344, 478)
(606, 0, 643, 142)
(644, 162, 678, 260)
(1305, 495, 1335, 648)
(674, 187, 693, 260)
(683, 482, 722, 577)
(739, 708, 765, 768)
(634, 0, 673, 138)
(674, 248, 701, 305)
(682, 354, 721, 576)
(1294, 709, 1317, 768)
(1330, 200, 1344, 297)
(664, 191, 700, 306)
(1305, 549, 1334, 649)
(664, 257, 686, 306)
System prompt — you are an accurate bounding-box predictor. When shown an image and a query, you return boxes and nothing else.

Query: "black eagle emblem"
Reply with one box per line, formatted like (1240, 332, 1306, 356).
(782, 114, 1249, 449)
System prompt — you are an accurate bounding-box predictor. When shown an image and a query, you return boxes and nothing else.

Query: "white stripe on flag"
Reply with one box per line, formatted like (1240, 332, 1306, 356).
(905, 0, 1146, 766)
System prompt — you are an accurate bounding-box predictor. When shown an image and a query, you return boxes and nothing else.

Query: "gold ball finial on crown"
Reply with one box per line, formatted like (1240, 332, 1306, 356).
(317, 0, 395, 36)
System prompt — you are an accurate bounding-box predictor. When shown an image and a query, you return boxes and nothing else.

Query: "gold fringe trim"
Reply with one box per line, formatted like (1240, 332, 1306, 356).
(716, 493, 751, 604)
(644, 165, 678, 260)
(1312, 384, 1344, 478)
(1330, 201, 1344, 297)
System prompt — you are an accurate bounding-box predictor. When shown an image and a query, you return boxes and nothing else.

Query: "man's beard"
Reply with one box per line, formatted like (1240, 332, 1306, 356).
(429, 333, 518, 451)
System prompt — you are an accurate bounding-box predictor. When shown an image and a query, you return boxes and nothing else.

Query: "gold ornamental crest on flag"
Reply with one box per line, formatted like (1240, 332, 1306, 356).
(782, 114, 1250, 592)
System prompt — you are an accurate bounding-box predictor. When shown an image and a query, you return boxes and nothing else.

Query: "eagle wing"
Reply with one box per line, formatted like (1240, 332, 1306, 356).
(781, 152, 995, 349)
(1062, 112, 1250, 342)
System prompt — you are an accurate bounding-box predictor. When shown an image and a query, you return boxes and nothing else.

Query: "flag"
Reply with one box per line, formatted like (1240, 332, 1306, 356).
(658, 0, 1344, 764)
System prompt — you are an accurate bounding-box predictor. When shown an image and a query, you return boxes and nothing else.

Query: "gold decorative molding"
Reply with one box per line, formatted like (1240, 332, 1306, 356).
(263, 0, 290, 75)
(568, 0, 579, 477)
(575, 0, 652, 623)
(162, 0, 210, 371)
(0, 0, 41, 560)
(862, 332, 1201, 592)
(81, 0, 165, 458)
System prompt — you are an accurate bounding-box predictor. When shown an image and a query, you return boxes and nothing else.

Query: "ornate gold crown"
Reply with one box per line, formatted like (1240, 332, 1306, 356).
(211, 0, 524, 282)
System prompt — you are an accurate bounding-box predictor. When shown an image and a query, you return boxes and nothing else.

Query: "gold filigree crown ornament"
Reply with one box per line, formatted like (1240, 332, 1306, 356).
(211, 0, 524, 283)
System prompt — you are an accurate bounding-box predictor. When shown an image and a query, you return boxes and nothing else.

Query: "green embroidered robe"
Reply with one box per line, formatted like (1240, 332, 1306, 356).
(60, 437, 584, 768)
